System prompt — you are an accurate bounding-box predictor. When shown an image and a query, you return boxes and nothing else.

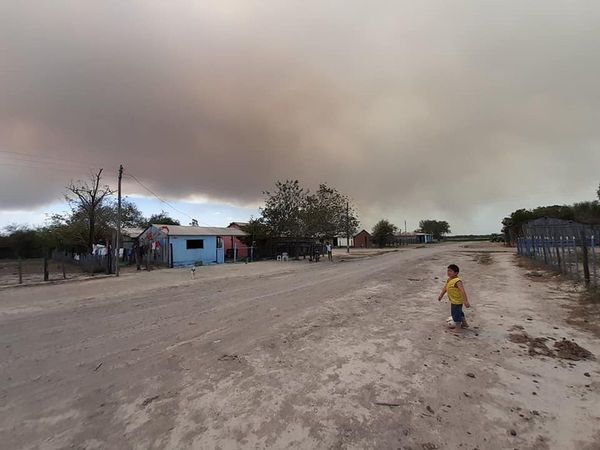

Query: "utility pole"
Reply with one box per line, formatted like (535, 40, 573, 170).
(346, 200, 350, 253)
(116, 164, 123, 277)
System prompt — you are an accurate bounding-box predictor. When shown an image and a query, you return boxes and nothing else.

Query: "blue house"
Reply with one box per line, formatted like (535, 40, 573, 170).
(138, 224, 247, 267)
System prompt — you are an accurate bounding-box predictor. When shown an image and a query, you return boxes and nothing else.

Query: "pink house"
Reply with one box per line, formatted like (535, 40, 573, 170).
(223, 222, 249, 260)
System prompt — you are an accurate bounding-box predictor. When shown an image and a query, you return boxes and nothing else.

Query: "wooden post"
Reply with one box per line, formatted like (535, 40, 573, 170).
(116, 164, 123, 277)
(542, 235, 548, 264)
(591, 233, 597, 286)
(560, 236, 565, 273)
(18, 257, 23, 284)
(62, 259, 66, 279)
(555, 233, 561, 271)
(135, 244, 141, 271)
(346, 201, 350, 254)
(43, 252, 49, 281)
(572, 236, 579, 278)
(564, 236, 570, 273)
(581, 229, 590, 285)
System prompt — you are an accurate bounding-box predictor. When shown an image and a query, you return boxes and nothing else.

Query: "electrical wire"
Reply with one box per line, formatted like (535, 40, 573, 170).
(124, 171, 210, 226)
(0, 149, 112, 171)
(0, 160, 93, 175)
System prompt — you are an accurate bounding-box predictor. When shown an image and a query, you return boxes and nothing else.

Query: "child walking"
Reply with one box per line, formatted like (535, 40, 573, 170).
(438, 264, 470, 328)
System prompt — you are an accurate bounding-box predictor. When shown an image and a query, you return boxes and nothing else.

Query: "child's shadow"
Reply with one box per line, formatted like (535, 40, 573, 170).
(445, 327, 480, 339)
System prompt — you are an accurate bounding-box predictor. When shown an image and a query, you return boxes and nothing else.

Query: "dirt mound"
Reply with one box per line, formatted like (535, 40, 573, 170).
(508, 332, 553, 356)
(508, 332, 593, 360)
(553, 339, 594, 361)
(474, 253, 493, 265)
(508, 332, 529, 344)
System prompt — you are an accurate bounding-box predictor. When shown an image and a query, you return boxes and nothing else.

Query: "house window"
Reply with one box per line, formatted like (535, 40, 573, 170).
(186, 239, 204, 249)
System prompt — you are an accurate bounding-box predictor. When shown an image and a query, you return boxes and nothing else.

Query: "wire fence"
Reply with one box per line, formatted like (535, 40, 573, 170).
(516, 218, 599, 287)
(52, 250, 112, 274)
(0, 256, 100, 287)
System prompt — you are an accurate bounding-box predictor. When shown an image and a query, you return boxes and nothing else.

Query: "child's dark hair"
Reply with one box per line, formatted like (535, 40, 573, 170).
(448, 264, 460, 273)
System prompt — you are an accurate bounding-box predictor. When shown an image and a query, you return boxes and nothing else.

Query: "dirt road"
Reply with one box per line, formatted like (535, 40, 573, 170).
(1, 243, 599, 449)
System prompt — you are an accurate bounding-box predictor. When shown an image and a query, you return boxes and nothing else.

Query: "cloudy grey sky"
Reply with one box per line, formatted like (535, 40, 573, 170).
(1, 1, 599, 234)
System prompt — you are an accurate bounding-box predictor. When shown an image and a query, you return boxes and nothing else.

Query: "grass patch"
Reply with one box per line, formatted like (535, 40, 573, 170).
(582, 286, 600, 304)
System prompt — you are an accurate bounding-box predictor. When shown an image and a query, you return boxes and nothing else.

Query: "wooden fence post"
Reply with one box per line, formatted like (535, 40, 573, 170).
(43, 252, 49, 281)
(580, 229, 590, 285)
(573, 236, 580, 278)
(567, 236, 572, 275)
(591, 233, 597, 286)
(542, 235, 548, 264)
(560, 236, 566, 273)
(555, 234, 561, 271)
(18, 257, 23, 284)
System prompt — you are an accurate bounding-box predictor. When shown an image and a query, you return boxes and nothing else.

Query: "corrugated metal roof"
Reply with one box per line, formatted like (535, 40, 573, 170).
(151, 224, 247, 236)
(228, 222, 249, 228)
(122, 227, 144, 238)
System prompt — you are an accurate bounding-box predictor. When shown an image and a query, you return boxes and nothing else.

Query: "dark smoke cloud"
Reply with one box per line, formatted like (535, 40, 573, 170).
(1, 1, 599, 233)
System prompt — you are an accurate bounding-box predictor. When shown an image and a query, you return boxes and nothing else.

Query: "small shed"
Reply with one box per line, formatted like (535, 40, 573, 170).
(354, 230, 372, 248)
(224, 222, 250, 261)
(138, 224, 247, 267)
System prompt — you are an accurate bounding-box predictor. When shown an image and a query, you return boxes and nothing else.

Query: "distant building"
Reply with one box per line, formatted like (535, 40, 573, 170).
(333, 236, 354, 248)
(224, 222, 250, 261)
(354, 230, 372, 248)
(121, 227, 144, 250)
(395, 232, 433, 245)
(138, 224, 246, 267)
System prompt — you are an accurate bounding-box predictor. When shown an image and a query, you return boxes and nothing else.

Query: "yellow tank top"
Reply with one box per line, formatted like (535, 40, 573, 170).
(446, 277, 463, 305)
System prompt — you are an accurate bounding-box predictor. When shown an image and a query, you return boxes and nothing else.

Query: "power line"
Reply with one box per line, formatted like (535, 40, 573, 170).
(0, 160, 94, 175)
(0, 157, 96, 173)
(0, 154, 120, 179)
(0, 149, 112, 171)
(124, 171, 210, 226)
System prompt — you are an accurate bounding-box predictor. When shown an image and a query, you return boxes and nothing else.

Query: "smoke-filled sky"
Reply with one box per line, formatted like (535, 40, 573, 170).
(2, 1, 599, 234)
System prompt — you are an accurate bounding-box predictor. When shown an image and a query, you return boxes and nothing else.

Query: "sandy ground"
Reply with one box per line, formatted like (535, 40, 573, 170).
(0, 243, 599, 450)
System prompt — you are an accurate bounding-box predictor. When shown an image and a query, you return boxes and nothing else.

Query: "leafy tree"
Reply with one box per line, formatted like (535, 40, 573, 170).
(48, 197, 146, 253)
(303, 184, 359, 239)
(259, 180, 359, 239)
(44, 212, 89, 252)
(146, 211, 180, 226)
(418, 219, 450, 240)
(1, 224, 46, 258)
(239, 217, 270, 246)
(503, 201, 600, 241)
(112, 199, 146, 229)
(372, 219, 398, 248)
(65, 169, 114, 251)
(572, 201, 600, 224)
(260, 180, 307, 237)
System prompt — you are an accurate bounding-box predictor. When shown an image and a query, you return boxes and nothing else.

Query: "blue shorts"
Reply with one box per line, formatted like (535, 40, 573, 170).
(451, 304, 465, 323)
